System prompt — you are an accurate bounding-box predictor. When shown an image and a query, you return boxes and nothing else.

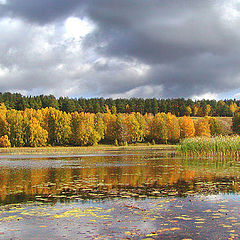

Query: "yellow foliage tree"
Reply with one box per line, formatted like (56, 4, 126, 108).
(0, 135, 11, 148)
(0, 105, 9, 137)
(70, 112, 102, 146)
(105, 105, 111, 114)
(135, 112, 147, 142)
(41, 107, 71, 146)
(230, 102, 238, 116)
(6, 109, 25, 147)
(205, 104, 212, 116)
(111, 105, 117, 115)
(166, 113, 180, 143)
(185, 106, 192, 116)
(104, 113, 118, 142)
(94, 113, 106, 141)
(119, 113, 141, 143)
(26, 117, 48, 147)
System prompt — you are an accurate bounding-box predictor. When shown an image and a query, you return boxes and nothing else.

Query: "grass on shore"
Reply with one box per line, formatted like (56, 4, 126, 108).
(178, 135, 240, 156)
(0, 143, 175, 155)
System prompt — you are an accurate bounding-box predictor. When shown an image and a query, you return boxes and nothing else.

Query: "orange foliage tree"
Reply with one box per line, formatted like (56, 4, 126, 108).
(195, 117, 211, 137)
(147, 113, 168, 143)
(179, 116, 195, 138)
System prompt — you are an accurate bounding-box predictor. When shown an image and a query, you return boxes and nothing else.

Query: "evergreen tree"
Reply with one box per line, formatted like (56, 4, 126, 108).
(232, 113, 240, 134)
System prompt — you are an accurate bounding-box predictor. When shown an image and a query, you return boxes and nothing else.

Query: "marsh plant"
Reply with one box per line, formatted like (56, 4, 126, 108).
(178, 135, 240, 157)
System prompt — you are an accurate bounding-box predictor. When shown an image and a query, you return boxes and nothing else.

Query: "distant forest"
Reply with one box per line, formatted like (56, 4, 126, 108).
(0, 92, 239, 117)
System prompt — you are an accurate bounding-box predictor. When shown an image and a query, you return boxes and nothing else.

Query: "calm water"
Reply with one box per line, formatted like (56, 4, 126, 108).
(0, 149, 240, 239)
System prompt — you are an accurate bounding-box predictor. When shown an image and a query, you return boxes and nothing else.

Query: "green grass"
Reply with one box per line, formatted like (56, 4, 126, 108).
(178, 135, 240, 156)
(0, 143, 175, 155)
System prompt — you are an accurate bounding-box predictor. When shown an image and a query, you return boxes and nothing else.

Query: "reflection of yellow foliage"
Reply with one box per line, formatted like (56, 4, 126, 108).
(0, 153, 240, 204)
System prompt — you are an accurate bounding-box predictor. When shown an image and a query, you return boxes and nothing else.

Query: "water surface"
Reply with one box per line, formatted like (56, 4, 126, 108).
(0, 149, 239, 239)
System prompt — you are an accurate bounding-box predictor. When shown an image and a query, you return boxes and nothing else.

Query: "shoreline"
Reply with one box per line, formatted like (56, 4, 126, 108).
(0, 144, 176, 155)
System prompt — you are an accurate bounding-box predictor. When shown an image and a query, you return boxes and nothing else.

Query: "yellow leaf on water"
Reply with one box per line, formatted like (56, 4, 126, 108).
(221, 225, 232, 228)
(146, 233, 158, 237)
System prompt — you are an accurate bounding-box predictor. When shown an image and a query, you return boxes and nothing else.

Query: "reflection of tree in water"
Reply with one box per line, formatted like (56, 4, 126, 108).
(0, 154, 240, 205)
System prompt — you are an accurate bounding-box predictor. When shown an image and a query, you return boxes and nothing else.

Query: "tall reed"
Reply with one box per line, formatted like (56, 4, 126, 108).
(178, 135, 240, 157)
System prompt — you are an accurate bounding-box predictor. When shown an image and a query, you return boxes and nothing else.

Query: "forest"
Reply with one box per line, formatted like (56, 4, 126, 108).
(0, 92, 239, 117)
(0, 101, 239, 148)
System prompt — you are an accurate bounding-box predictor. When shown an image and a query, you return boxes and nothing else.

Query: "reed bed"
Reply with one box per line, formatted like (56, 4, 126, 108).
(178, 136, 240, 157)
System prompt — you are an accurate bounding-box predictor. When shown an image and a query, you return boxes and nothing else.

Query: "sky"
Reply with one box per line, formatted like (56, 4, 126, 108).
(0, 0, 240, 100)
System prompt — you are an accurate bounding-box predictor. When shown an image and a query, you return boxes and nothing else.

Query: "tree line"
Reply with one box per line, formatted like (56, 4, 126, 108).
(0, 103, 238, 148)
(0, 92, 239, 117)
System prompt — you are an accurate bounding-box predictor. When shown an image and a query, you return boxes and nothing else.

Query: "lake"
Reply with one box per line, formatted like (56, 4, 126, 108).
(0, 148, 239, 239)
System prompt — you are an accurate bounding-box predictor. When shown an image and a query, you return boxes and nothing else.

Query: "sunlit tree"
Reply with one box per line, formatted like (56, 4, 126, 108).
(26, 117, 48, 147)
(0, 135, 11, 148)
(179, 116, 195, 138)
(166, 113, 180, 143)
(6, 109, 25, 147)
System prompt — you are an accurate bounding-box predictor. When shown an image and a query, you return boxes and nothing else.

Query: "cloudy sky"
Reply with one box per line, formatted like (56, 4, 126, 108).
(0, 0, 240, 99)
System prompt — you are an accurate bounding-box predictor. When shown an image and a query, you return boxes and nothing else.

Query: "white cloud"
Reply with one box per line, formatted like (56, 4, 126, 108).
(217, 0, 240, 23)
(110, 85, 163, 99)
(64, 17, 94, 40)
(234, 92, 240, 99)
(191, 92, 219, 100)
(0, 66, 9, 77)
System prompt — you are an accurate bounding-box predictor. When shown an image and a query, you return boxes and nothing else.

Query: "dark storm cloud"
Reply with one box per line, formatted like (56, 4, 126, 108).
(0, 0, 240, 98)
(82, 0, 240, 97)
(0, 0, 86, 24)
